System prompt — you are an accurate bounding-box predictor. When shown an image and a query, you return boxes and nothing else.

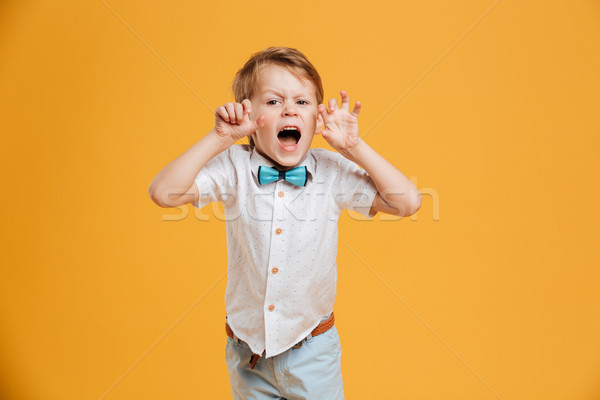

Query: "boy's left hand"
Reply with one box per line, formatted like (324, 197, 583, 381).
(317, 90, 362, 155)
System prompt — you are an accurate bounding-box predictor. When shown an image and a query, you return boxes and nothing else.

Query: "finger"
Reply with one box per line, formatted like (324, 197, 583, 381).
(234, 103, 243, 124)
(340, 90, 349, 112)
(318, 104, 332, 125)
(216, 106, 229, 122)
(255, 114, 265, 128)
(320, 125, 332, 141)
(242, 115, 263, 137)
(328, 98, 338, 113)
(351, 101, 362, 117)
(241, 99, 252, 115)
(224, 103, 236, 123)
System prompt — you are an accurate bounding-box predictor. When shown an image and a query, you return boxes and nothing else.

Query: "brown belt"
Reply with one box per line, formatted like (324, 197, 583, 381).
(225, 312, 335, 369)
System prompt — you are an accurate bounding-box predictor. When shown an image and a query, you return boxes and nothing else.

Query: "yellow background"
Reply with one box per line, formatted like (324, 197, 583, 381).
(1, 0, 599, 399)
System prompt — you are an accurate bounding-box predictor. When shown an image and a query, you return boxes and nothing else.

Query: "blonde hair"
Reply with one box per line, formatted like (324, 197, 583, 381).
(232, 47, 324, 146)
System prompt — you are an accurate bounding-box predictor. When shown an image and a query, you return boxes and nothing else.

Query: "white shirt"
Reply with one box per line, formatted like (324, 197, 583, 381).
(193, 144, 377, 357)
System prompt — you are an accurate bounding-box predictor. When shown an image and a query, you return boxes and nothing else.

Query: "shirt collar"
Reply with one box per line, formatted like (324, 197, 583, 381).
(250, 146, 314, 185)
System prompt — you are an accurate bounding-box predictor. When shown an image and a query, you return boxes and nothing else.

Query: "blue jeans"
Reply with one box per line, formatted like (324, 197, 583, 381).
(225, 326, 344, 400)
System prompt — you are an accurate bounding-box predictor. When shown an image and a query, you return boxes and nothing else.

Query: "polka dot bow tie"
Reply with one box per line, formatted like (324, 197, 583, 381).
(257, 166, 308, 187)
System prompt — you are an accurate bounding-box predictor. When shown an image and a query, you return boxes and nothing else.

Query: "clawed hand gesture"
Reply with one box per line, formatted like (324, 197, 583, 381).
(214, 99, 265, 142)
(317, 90, 362, 154)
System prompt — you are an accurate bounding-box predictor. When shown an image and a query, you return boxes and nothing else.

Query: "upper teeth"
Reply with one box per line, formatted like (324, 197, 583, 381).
(281, 127, 297, 131)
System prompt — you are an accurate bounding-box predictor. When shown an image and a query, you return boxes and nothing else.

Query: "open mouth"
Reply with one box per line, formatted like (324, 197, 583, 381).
(277, 126, 302, 148)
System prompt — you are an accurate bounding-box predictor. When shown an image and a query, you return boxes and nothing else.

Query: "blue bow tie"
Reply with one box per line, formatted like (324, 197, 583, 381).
(258, 166, 308, 186)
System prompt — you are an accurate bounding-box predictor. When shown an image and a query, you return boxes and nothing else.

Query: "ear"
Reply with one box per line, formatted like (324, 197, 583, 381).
(315, 113, 324, 134)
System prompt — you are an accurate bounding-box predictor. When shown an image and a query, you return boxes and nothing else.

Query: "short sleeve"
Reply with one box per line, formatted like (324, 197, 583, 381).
(193, 148, 236, 209)
(332, 154, 378, 218)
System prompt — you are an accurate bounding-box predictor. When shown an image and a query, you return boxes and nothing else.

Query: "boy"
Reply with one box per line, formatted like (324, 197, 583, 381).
(149, 47, 421, 399)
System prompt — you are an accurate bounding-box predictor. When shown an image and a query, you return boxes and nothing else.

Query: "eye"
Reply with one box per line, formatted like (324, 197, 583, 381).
(297, 100, 309, 105)
(267, 100, 280, 105)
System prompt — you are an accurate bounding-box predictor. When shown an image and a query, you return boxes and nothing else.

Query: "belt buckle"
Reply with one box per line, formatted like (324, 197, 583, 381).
(292, 332, 312, 349)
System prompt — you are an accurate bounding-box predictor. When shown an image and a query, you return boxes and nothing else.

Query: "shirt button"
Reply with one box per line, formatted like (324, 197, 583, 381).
(272, 267, 279, 274)
(268, 304, 275, 312)
(278, 191, 284, 198)
(275, 228, 282, 235)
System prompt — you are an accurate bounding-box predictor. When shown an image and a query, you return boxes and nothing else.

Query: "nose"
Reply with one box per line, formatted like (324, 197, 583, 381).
(282, 102, 298, 117)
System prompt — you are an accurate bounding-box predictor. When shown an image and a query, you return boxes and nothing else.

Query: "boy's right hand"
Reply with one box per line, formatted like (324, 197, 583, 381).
(214, 99, 265, 143)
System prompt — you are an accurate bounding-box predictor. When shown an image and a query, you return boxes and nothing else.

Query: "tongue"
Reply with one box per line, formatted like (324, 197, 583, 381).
(279, 135, 297, 146)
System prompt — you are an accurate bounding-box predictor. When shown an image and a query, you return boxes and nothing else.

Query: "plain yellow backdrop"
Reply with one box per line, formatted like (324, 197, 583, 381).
(1, 0, 599, 399)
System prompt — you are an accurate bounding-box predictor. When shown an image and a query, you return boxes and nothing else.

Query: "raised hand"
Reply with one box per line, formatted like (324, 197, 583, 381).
(215, 99, 265, 143)
(317, 90, 362, 154)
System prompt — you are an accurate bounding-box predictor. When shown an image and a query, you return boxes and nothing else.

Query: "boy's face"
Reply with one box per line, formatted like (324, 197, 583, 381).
(249, 64, 319, 169)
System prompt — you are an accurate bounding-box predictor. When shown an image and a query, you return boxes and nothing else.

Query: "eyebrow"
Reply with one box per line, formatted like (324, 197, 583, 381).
(260, 89, 312, 98)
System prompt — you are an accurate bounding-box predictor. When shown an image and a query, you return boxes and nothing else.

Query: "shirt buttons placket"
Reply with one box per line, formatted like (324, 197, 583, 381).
(266, 182, 282, 332)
